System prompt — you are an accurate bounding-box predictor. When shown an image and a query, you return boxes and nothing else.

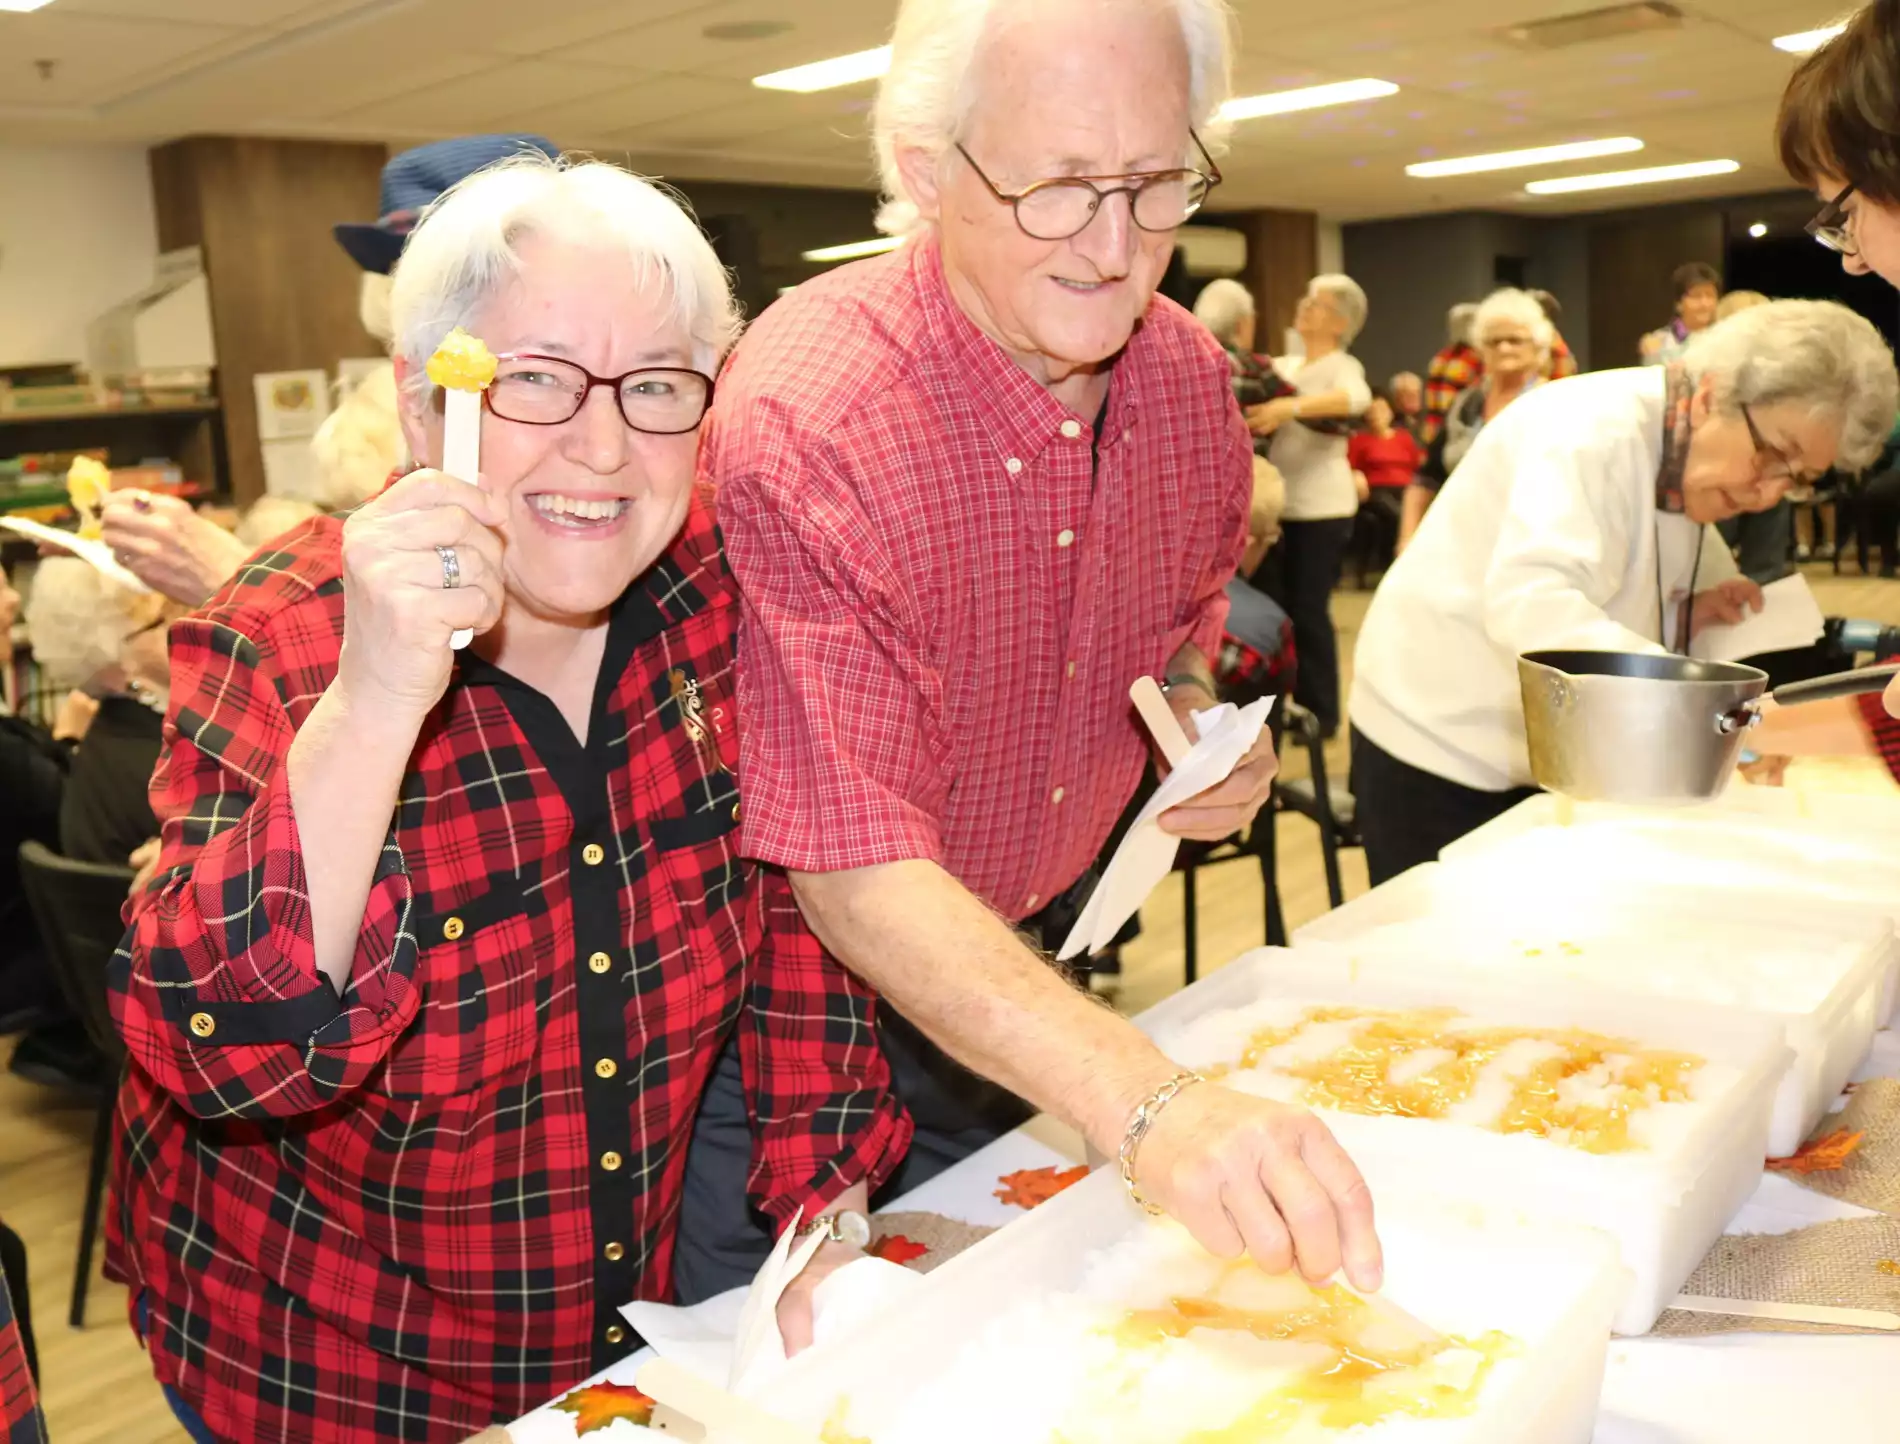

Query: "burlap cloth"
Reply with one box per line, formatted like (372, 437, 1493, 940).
(870, 1211, 999, 1274)
(1775, 1077, 1900, 1216)
(1651, 1215, 1900, 1336)
(1649, 1080, 1900, 1336)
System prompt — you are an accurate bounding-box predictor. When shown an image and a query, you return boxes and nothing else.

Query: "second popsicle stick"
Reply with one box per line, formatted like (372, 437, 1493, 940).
(1130, 675, 1194, 767)
(1671, 1294, 1900, 1330)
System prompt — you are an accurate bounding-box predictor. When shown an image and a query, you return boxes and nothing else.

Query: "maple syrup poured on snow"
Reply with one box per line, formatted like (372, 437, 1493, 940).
(1215, 1007, 1704, 1154)
(1107, 1263, 1513, 1439)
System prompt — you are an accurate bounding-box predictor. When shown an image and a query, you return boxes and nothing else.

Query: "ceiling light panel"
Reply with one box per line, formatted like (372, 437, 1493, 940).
(754, 46, 891, 92)
(1220, 79, 1399, 123)
(801, 236, 903, 263)
(1774, 25, 1847, 54)
(1407, 137, 1644, 178)
(1525, 159, 1741, 194)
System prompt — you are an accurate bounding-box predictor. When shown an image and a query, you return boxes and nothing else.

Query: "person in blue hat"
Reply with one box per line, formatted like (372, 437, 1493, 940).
(334, 134, 562, 276)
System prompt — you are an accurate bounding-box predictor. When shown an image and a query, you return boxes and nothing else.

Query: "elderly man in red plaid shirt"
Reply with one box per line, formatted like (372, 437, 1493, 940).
(106, 155, 907, 1442)
(689, 0, 1381, 1306)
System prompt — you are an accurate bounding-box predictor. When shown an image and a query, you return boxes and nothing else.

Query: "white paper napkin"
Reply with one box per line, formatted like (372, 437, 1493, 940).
(619, 1226, 923, 1405)
(0, 515, 151, 593)
(1691, 574, 1825, 663)
(1058, 696, 1274, 961)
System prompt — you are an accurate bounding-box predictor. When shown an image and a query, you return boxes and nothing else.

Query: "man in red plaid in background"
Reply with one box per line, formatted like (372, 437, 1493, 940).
(106, 153, 905, 1442)
(689, 0, 1381, 1308)
(1422, 301, 1484, 443)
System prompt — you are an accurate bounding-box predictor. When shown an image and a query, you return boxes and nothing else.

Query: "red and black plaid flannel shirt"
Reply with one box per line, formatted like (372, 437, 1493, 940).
(105, 495, 907, 1441)
(0, 1239, 43, 1444)
(1423, 341, 1484, 443)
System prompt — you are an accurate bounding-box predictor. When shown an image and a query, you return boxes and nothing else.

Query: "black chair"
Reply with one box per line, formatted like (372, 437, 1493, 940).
(1273, 701, 1361, 911)
(17, 840, 134, 1328)
(1175, 817, 1287, 986)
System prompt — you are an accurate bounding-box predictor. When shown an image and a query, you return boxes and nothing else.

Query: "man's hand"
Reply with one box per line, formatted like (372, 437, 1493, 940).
(1689, 577, 1765, 639)
(1154, 680, 1277, 841)
(776, 1238, 867, 1355)
(1246, 397, 1300, 437)
(1130, 1080, 1382, 1291)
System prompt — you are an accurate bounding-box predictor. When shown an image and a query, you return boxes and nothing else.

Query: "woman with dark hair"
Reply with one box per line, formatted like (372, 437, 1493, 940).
(1639, 262, 1723, 365)
(1777, 0, 1900, 291)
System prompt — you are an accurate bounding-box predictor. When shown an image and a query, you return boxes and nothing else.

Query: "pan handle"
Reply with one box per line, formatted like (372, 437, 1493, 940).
(1766, 662, 1900, 709)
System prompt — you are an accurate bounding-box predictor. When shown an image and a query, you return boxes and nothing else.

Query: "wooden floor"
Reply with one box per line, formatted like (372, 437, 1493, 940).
(8, 564, 1900, 1440)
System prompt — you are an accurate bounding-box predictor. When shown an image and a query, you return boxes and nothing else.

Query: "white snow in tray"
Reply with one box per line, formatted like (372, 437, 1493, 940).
(1336, 909, 1861, 1015)
(1471, 819, 1900, 913)
(864, 1220, 1541, 1444)
(1165, 998, 1743, 1164)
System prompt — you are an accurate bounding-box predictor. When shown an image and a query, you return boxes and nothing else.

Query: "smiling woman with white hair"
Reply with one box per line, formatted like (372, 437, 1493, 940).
(1351, 298, 1899, 884)
(107, 153, 906, 1442)
(1398, 287, 1552, 550)
(708, 0, 1382, 1315)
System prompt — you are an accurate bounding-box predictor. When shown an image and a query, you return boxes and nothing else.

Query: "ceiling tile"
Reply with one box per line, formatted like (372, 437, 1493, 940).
(549, 0, 890, 82)
(0, 10, 240, 109)
(55, 0, 314, 24)
(331, 58, 645, 131)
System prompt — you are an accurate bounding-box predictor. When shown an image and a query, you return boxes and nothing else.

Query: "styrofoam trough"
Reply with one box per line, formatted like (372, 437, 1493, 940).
(1135, 949, 1789, 1336)
(769, 1166, 1628, 1444)
(1445, 798, 1900, 974)
(1292, 860, 1891, 1157)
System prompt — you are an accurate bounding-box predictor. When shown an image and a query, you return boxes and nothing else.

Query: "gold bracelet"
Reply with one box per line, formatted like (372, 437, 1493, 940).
(1118, 1070, 1205, 1214)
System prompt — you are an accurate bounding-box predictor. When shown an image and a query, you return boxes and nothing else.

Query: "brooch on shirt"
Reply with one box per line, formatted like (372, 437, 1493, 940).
(669, 669, 726, 772)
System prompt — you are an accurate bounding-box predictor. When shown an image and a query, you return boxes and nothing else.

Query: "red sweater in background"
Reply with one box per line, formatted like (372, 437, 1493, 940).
(1348, 429, 1424, 490)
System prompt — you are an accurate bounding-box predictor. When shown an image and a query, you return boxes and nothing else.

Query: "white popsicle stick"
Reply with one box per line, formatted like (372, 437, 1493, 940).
(440, 386, 482, 650)
(1671, 1294, 1900, 1330)
(1130, 675, 1194, 767)
(632, 1357, 823, 1444)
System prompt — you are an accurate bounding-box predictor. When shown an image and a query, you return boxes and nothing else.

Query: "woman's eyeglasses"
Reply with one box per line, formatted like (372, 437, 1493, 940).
(1808, 183, 1859, 257)
(483, 355, 715, 435)
(1741, 402, 1819, 488)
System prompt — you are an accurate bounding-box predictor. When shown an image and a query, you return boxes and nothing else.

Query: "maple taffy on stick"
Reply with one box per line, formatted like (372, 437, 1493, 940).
(426, 325, 498, 648)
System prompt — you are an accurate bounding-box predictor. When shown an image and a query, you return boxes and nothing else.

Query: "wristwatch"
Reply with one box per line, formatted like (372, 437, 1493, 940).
(1160, 674, 1218, 704)
(796, 1208, 872, 1250)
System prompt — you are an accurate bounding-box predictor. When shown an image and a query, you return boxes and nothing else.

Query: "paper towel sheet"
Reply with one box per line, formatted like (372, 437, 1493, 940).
(1059, 697, 1274, 961)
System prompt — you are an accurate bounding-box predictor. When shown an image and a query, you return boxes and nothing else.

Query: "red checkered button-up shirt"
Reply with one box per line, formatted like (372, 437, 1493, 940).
(106, 497, 907, 1441)
(710, 237, 1251, 918)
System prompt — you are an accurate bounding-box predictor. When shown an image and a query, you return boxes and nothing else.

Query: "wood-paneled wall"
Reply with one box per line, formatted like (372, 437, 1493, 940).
(149, 137, 387, 505)
(1228, 208, 1319, 351)
(1586, 208, 1725, 372)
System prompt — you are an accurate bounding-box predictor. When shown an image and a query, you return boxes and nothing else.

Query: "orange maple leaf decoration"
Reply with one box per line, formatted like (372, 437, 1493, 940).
(550, 1381, 656, 1435)
(994, 1164, 1090, 1209)
(869, 1234, 930, 1266)
(1766, 1129, 1866, 1175)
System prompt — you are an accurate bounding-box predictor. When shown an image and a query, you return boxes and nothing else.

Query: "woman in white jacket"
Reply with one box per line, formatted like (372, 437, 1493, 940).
(1349, 299, 1899, 883)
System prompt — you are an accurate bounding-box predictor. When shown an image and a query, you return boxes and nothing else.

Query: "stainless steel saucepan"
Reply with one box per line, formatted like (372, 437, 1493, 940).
(1517, 650, 1900, 804)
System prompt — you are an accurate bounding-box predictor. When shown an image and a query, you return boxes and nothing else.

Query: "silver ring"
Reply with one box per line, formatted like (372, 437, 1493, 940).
(436, 544, 462, 590)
